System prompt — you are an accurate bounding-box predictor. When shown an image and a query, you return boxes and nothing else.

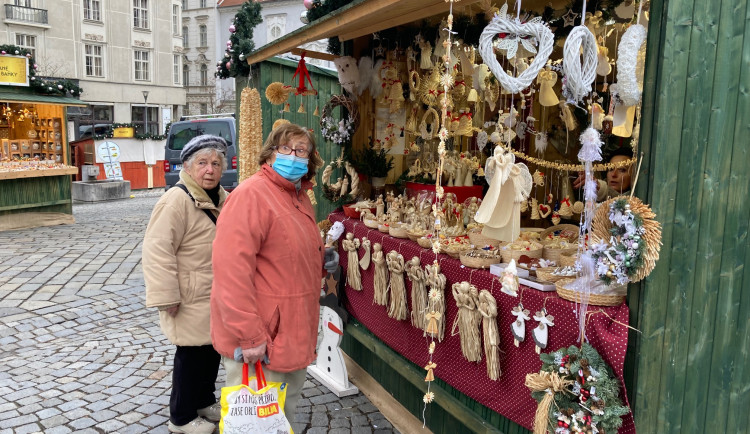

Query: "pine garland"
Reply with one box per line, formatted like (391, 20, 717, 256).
(215, 1, 262, 79)
(528, 343, 630, 434)
(590, 198, 647, 285)
(0, 45, 83, 96)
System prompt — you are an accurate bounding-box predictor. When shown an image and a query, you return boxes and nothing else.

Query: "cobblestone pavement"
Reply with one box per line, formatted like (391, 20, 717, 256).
(0, 191, 399, 434)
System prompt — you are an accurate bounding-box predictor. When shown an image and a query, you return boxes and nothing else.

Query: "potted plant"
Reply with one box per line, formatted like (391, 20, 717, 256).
(353, 142, 394, 186)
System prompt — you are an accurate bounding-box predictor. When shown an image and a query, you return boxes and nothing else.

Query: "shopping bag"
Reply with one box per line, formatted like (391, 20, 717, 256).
(219, 360, 294, 434)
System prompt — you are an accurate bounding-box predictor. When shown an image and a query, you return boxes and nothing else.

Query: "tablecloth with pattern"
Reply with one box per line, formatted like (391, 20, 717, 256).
(330, 212, 635, 433)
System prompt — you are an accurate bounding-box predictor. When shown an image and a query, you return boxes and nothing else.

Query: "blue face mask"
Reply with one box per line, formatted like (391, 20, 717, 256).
(272, 153, 308, 182)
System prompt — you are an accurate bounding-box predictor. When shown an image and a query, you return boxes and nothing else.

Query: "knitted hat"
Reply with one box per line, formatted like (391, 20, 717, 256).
(180, 135, 228, 162)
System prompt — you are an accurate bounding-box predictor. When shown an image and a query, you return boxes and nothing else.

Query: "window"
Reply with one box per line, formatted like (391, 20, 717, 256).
(84, 0, 101, 21)
(270, 25, 281, 40)
(85, 44, 104, 77)
(183, 64, 189, 86)
(134, 50, 150, 81)
(14, 0, 32, 6)
(173, 55, 181, 84)
(200, 0, 206, 7)
(200, 64, 208, 86)
(131, 105, 159, 135)
(182, 26, 188, 47)
(200, 103, 207, 115)
(133, 0, 148, 29)
(182, 0, 187, 10)
(15, 34, 36, 59)
(172, 5, 180, 35)
(199, 25, 207, 47)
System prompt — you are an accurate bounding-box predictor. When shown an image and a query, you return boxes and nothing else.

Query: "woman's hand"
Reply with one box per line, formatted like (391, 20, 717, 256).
(572, 171, 585, 189)
(165, 304, 180, 317)
(242, 342, 267, 364)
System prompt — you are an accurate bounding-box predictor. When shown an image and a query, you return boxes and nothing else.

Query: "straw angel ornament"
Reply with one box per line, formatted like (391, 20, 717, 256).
(475, 145, 533, 242)
(372, 243, 389, 306)
(406, 257, 428, 330)
(477, 290, 501, 380)
(424, 261, 447, 342)
(386, 250, 408, 321)
(501, 259, 520, 297)
(451, 282, 482, 362)
(532, 307, 555, 354)
(342, 233, 362, 291)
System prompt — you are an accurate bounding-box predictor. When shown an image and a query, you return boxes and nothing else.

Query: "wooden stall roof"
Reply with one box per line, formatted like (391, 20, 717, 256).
(245, 0, 485, 65)
(0, 89, 86, 107)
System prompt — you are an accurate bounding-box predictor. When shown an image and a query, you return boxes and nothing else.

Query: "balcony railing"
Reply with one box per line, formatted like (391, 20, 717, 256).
(5, 4, 48, 25)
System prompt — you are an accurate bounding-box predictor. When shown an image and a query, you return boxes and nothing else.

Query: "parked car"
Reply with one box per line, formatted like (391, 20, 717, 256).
(163, 114, 238, 191)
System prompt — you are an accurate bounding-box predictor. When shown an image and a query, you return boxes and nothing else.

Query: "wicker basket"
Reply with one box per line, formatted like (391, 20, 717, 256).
(500, 243, 543, 263)
(555, 278, 626, 306)
(363, 218, 380, 229)
(460, 250, 502, 269)
(543, 246, 578, 262)
(417, 237, 434, 249)
(467, 229, 502, 248)
(540, 224, 580, 244)
(378, 224, 390, 233)
(535, 267, 571, 283)
(559, 252, 578, 267)
(389, 223, 409, 239)
(443, 244, 470, 258)
(407, 231, 426, 242)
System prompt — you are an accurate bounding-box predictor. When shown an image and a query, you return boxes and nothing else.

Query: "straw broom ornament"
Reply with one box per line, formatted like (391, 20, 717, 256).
(239, 87, 262, 182)
(386, 250, 408, 321)
(424, 261, 447, 342)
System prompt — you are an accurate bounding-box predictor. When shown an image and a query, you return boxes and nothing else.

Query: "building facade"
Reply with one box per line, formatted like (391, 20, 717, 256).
(215, 0, 334, 115)
(0, 0, 186, 139)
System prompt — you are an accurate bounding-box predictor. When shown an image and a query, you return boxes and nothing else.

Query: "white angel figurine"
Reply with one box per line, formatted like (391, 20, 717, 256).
(474, 146, 532, 242)
(500, 259, 520, 297)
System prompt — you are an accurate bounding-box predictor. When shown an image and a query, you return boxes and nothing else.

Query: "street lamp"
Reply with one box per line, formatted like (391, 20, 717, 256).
(142, 90, 149, 135)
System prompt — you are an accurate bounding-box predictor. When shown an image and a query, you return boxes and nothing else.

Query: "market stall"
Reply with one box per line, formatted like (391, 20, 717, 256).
(0, 49, 85, 231)
(238, 0, 750, 432)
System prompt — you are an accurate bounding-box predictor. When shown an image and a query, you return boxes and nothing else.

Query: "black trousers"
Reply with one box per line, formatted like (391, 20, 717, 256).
(170, 344, 221, 425)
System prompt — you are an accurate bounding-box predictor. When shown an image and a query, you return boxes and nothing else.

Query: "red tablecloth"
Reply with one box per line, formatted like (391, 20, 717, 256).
(330, 212, 635, 433)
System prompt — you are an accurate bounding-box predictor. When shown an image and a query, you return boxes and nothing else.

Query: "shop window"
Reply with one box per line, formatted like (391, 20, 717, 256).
(131, 105, 159, 135)
(84, 0, 101, 21)
(15, 34, 35, 59)
(172, 5, 180, 35)
(183, 63, 189, 86)
(85, 44, 104, 78)
(200, 64, 208, 86)
(182, 26, 188, 47)
(133, 0, 149, 29)
(173, 55, 181, 85)
(199, 25, 207, 47)
(134, 50, 150, 81)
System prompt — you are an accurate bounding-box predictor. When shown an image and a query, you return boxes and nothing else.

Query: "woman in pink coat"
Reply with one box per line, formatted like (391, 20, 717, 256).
(211, 123, 327, 425)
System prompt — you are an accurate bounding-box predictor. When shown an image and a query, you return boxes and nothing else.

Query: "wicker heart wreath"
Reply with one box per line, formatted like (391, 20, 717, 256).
(479, 14, 554, 94)
(562, 26, 598, 103)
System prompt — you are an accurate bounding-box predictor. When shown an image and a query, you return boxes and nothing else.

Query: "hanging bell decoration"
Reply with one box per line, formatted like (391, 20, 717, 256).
(298, 102, 306, 113)
(467, 88, 478, 102)
(313, 105, 320, 117)
(283, 102, 291, 112)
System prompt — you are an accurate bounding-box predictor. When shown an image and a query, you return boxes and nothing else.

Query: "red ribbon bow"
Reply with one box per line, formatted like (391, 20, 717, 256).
(292, 52, 316, 96)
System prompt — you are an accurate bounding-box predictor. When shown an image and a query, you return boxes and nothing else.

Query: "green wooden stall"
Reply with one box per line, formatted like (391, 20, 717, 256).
(241, 0, 750, 432)
(236, 57, 342, 221)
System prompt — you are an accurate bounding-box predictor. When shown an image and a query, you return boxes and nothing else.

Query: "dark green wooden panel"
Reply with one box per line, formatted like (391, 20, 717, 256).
(0, 175, 72, 216)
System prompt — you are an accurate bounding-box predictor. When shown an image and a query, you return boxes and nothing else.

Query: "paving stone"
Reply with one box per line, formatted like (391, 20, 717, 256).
(69, 417, 97, 429)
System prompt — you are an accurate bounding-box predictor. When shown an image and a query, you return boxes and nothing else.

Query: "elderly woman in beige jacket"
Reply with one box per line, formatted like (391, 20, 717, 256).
(143, 135, 228, 434)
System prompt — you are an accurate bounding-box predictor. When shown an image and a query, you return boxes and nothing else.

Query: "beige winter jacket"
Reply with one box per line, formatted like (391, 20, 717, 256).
(143, 170, 227, 346)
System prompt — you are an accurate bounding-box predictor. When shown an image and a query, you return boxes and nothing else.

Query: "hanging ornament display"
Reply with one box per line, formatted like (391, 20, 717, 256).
(615, 23, 648, 107)
(264, 82, 292, 105)
(292, 51, 318, 96)
(511, 302, 531, 347)
(359, 238, 371, 270)
(562, 26, 597, 103)
(531, 307, 555, 354)
(536, 69, 559, 106)
(406, 257, 428, 330)
(424, 261, 447, 342)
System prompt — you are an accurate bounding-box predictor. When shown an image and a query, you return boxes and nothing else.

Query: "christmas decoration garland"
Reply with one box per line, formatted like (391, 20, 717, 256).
(526, 343, 629, 434)
(215, 1, 262, 79)
(0, 45, 83, 97)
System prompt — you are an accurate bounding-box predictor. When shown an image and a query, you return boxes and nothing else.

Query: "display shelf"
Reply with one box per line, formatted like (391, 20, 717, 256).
(0, 166, 77, 180)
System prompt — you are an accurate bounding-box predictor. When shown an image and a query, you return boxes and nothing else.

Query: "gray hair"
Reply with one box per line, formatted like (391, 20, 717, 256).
(184, 147, 227, 172)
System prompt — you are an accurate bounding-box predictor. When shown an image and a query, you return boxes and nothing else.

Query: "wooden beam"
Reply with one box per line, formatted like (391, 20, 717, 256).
(337, 0, 458, 42)
(290, 48, 340, 62)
